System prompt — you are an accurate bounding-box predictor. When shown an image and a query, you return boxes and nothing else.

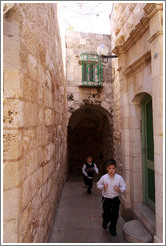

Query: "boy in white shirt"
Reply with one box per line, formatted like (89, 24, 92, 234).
(97, 159, 126, 236)
(82, 155, 99, 194)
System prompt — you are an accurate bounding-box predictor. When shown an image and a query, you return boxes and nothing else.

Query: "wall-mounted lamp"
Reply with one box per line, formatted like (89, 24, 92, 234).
(97, 44, 118, 63)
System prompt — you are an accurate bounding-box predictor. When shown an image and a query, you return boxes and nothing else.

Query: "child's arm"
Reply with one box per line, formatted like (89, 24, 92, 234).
(118, 176, 127, 193)
(97, 176, 104, 190)
(82, 164, 88, 177)
(94, 163, 99, 174)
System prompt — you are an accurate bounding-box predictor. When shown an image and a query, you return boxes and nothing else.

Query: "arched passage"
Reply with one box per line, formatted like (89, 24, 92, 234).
(67, 105, 113, 176)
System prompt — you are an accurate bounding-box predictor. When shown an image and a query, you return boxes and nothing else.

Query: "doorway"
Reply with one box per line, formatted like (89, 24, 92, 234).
(142, 95, 155, 211)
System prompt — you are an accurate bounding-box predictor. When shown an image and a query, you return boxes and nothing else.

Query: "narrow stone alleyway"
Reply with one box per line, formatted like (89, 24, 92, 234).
(48, 175, 128, 243)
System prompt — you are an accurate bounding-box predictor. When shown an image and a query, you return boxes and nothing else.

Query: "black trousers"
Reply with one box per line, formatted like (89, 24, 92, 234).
(102, 196, 120, 232)
(83, 175, 93, 190)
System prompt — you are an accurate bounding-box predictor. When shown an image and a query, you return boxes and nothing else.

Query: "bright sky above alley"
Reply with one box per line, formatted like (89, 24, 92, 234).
(58, 1, 113, 34)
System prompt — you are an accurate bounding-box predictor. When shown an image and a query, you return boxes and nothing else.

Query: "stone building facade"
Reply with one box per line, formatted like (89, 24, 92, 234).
(110, 3, 163, 243)
(3, 3, 68, 243)
(65, 31, 120, 176)
(3, 2, 163, 244)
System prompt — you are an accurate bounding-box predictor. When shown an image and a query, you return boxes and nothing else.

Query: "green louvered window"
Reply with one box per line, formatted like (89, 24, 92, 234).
(81, 53, 103, 87)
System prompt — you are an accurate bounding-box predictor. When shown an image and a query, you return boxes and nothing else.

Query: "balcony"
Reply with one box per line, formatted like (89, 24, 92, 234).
(80, 53, 103, 88)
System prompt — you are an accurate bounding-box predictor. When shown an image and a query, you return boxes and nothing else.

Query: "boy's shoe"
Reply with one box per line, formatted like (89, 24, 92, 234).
(102, 221, 108, 230)
(109, 230, 117, 236)
(87, 188, 91, 194)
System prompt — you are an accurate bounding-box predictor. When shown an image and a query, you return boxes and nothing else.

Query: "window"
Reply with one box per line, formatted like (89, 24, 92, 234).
(81, 53, 103, 87)
(83, 63, 95, 82)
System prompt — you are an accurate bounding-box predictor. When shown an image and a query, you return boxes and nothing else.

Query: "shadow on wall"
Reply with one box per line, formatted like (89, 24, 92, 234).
(67, 105, 113, 176)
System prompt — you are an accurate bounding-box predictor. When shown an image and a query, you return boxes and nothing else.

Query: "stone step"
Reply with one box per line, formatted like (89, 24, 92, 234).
(134, 204, 156, 236)
(123, 220, 153, 243)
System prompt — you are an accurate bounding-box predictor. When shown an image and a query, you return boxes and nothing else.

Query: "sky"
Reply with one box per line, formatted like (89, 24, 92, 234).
(58, 2, 113, 34)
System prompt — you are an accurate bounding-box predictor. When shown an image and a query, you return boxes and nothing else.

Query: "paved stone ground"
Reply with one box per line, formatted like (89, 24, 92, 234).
(48, 175, 128, 243)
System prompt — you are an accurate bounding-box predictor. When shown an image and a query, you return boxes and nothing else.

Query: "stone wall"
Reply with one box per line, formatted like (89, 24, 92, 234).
(65, 31, 113, 118)
(3, 3, 67, 243)
(110, 3, 148, 179)
(110, 3, 147, 46)
(65, 31, 118, 173)
(110, 3, 163, 243)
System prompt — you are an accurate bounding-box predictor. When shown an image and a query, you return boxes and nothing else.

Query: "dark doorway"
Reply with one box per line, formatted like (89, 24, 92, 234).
(67, 105, 113, 176)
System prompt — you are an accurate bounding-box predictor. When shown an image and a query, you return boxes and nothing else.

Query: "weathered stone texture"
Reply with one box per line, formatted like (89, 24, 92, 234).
(110, 2, 163, 243)
(3, 3, 67, 243)
(112, 58, 121, 166)
(110, 3, 146, 46)
(3, 70, 23, 98)
(3, 220, 18, 243)
(3, 162, 20, 190)
(65, 31, 116, 173)
(65, 31, 113, 114)
(3, 130, 22, 160)
(3, 2, 163, 244)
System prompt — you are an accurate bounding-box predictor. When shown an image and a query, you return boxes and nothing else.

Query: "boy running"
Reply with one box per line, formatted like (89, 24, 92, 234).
(97, 159, 126, 236)
(82, 155, 99, 194)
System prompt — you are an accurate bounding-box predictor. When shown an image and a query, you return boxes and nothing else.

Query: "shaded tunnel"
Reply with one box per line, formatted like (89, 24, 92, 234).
(67, 105, 114, 176)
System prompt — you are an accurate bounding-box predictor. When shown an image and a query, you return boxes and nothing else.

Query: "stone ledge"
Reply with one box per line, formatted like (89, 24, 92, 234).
(123, 51, 151, 78)
(78, 85, 103, 89)
(112, 16, 149, 56)
(123, 220, 153, 243)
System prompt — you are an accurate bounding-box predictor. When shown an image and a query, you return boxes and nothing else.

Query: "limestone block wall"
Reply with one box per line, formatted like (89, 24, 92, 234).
(110, 3, 148, 170)
(3, 3, 67, 243)
(110, 3, 147, 46)
(110, 2, 163, 243)
(111, 56, 121, 167)
(66, 31, 113, 118)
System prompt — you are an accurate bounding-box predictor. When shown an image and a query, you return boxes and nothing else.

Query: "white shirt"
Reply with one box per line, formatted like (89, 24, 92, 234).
(97, 173, 126, 199)
(82, 162, 99, 178)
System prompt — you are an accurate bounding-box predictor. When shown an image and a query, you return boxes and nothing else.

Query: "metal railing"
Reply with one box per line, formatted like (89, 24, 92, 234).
(81, 53, 103, 87)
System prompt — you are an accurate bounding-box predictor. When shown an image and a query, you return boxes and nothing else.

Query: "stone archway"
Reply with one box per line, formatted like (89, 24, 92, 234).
(67, 105, 113, 176)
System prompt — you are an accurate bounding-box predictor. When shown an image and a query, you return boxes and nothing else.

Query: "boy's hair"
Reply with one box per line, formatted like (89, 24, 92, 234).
(86, 154, 92, 159)
(105, 159, 116, 168)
